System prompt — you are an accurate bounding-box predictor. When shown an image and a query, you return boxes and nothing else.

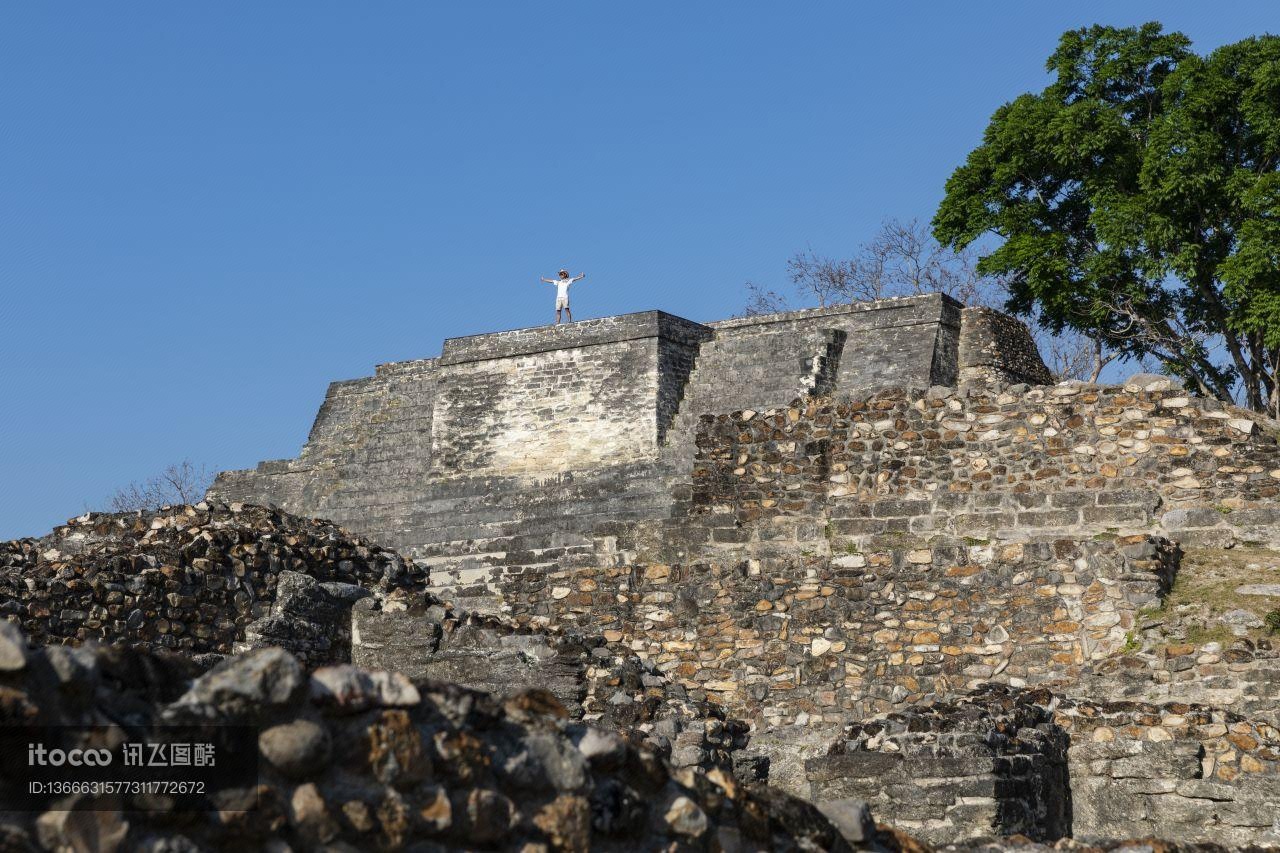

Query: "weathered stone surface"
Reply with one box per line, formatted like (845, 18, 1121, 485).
(503, 534, 1177, 731)
(817, 685, 1280, 848)
(350, 595, 755, 775)
(688, 385, 1280, 561)
(812, 685, 1072, 844)
(42, 644, 98, 706)
(1236, 583, 1280, 598)
(1125, 372, 1184, 392)
(816, 797, 874, 844)
(308, 664, 420, 712)
(0, 621, 27, 671)
(167, 646, 305, 721)
(240, 570, 372, 665)
(958, 306, 1053, 386)
(0, 624, 854, 852)
(258, 718, 331, 779)
(35, 806, 127, 853)
(0, 503, 425, 660)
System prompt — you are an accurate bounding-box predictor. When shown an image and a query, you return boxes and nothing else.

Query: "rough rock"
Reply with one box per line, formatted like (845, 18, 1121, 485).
(308, 664, 420, 712)
(815, 685, 1280, 848)
(1236, 583, 1280, 598)
(0, 503, 427, 660)
(258, 719, 331, 779)
(0, 620, 27, 671)
(1124, 372, 1184, 392)
(166, 646, 305, 721)
(0, 624, 854, 852)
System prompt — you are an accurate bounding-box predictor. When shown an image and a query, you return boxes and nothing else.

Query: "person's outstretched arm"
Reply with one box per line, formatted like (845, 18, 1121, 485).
(573, 273, 586, 283)
(540, 277, 556, 284)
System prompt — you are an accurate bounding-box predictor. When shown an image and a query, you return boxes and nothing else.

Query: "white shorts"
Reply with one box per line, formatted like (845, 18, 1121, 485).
(556, 296, 570, 310)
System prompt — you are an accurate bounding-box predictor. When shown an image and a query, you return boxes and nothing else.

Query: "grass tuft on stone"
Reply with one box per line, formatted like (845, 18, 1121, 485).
(1161, 547, 1280, 643)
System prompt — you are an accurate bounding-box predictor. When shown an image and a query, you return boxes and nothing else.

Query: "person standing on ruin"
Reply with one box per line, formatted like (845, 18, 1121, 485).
(540, 268, 586, 324)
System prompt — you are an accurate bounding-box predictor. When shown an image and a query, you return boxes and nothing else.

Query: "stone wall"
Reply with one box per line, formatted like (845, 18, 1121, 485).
(656, 330, 705, 442)
(807, 686, 1280, 847)
(437, 311, 710, 365)
(430, 312, 714, 478)
(212, 312, 716, 611)
(1054, 696, 1280, 845)
(0, 504, 421, 663)
(686, 384, 1280, 559)
(210, 295, 1049, 595)
(0, 503, 770, 782)
(1073, 640, 1280, 728)
(393, 377, 1280, 813)
(808, 687, 1071, 843)
(0, 624, 851, 853)
(704, 293, 963, 394)
(212, 357, 441, 526)
(348, 596, 760, 778)
(494, 536, 1176, 728)
(431, 339, 658, 477)
(959, 306, 1054, 386)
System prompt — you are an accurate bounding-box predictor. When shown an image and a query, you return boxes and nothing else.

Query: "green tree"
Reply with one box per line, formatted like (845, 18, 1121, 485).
(933, 23, 1280, 414)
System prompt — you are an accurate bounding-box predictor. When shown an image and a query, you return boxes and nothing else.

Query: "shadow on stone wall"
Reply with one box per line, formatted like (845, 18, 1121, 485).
(807, 686, 1073, 844)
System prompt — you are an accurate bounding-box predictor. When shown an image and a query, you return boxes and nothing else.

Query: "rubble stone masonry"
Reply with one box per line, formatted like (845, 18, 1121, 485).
(687, 383, 1280, 557)
(809, 686, 1280, 847)
(196, 295, 1280, 845)
(499, 537, 1177, 727)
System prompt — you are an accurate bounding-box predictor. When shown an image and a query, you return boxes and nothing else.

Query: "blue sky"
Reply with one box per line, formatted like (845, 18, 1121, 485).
(1, 2, 1273, 539)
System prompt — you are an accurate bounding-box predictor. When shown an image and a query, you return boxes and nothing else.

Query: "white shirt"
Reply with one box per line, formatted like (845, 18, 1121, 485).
(551, 274, 583, 299)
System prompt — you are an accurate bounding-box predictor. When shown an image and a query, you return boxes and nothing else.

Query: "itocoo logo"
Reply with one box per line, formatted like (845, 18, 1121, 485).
(28, 744, 112, 767)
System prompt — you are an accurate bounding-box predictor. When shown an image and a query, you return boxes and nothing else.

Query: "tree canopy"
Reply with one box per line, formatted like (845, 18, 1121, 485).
(933, 22, 1280, 414)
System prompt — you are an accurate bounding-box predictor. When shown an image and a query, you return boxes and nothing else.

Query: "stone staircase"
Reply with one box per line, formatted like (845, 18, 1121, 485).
(391, 471, 673, 614)
(659, 326, 846, 469)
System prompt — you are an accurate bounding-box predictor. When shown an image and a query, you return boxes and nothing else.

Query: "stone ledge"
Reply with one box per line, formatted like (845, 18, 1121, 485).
(373, 356, 441, 378)
(439, 310, 713, 365)
(708, 292, 960, 332)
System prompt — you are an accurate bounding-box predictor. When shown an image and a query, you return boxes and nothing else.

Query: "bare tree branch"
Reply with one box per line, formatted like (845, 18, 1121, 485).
(1036, 327, 1121, 382)
(771, 219, 1010, 310)
(739, 282, 793, 317)
(743, 217, 1127, 387)
(106, 461, 214, 513)
(1094, 293, 1235, 399)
